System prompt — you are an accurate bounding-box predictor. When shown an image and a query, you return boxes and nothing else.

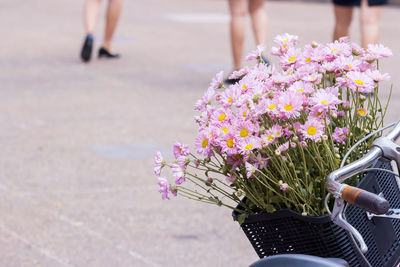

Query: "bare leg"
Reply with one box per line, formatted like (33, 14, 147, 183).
(333, 4, 353, 41)
(228, 0, 248, 70)
(83, 0, 102, 34)
(102, 0, 123, 52)
(360, 0, 381, 48)
(249, 0, 268, 46)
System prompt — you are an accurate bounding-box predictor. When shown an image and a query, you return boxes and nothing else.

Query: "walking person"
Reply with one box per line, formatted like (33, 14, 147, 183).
(226, 0, 269, 84)
(332, 0, 387, 48)
(80, 0, 123, 62)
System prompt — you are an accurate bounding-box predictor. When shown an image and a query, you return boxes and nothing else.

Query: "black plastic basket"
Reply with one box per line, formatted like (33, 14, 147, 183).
(232, 160, 400, 267)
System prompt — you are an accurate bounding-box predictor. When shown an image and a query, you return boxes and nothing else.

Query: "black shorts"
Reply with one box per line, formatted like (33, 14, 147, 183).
(332, 0, 388, 6)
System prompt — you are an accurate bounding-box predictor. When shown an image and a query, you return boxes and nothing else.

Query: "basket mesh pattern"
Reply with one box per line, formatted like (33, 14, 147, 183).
(235, 160, 400, 267)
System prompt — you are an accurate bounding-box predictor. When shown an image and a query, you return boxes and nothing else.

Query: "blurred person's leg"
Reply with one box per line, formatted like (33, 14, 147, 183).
(228, 0, 248, 70)
(248, 0, 268, 47)
(359, 0, 381, 48)
(81, 0, 102, 62)
(83, 0, 102, 34)
(333, 4, 353, 41)
(101, 0, 122, 55)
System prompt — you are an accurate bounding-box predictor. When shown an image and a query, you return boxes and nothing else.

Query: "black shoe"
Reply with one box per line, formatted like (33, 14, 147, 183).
(80, 34, 94, 62)
(98, 47, 120, 59)
(224, 77, 241, 85)
(259, 55, 270, 66)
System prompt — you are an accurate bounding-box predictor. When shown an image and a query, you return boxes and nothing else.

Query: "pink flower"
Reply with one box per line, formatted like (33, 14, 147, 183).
(157, 177, 170, 200)
(177, 156, 189, 169)
(252, 154, 268, 169)
(366, 44, 393, 59)
(310, 88, 341, 112)
(154, 151, 165, 176)
(220, 133, 238, 155)
(280, 48, 302, 69)
(301, 118, 325, 142)
(357, 108, 367, 117)
(228, 66, 250, 80)
(277, 91, 303, 119)
(351, 43, 365, 56)
(280, 183, 288, 191)
(366, 69, 390, 82)
(246, 44, 266, 61)
(332, 127, 348, 144)
(173, 142, 190, 159)
(195, 129, 213, 157)
(172, 164, 186, 185)
(346, 71, 375, 93)
(274, 33, 298, 47)
(245, 162, 256, 178)
(237, 137, 260, 155)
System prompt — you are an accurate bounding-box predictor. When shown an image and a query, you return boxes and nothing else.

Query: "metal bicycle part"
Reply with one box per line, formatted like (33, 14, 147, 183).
(326, 121, 400, 255)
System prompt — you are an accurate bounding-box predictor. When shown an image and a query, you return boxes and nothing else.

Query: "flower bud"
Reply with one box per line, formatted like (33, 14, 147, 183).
(363, 128, 370, 134)
(278, 180, 283, 186)
(335, 153, 341, 159)
(292, 136, 299, 142)
(302, 212, 308, 216)
(275, 150, 281, 156)
(203, 157, 211, 163)
(367, 115, 373, 121)
(359, 94, 367, 101)
(331, 113, 338, 119)
(311, 41, 319, 48)
(236, 190, 243, 197)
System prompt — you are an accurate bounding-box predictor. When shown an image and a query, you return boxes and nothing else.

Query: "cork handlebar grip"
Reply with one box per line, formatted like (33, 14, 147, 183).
(342, 186, 389, 215)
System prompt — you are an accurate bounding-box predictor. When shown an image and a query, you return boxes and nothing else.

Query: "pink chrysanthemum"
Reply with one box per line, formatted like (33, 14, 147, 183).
(366, 44, 393, 59)
(237, 137, 260, 155)
(277, 91, 303, 119)
(194, 129, 213, 157)
(280, 183, 288, 191)
(346, 71, 375, 93)
(220, 133, 238, 155)
(301, 118, 325, 142)
(172, 164, 186, 185)
(173, 142, 190, 159)
(357, 108, 368, 117)
(280, 48, 302, 68)
(310, 88, 341, 111)
(246, 44, 266, 61)
(366, 69, 390, 82)
(332, 127, 348, 144)
(245, 162, 256, 178)
(154, 151, 165, 176)
(157, 177, 170, 200)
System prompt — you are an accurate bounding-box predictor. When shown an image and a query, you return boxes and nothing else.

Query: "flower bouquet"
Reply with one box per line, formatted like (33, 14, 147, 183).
(154, 34, 393, 223)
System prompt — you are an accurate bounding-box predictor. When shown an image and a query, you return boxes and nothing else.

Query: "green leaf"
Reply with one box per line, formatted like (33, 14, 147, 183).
(237, 213, 249, 225)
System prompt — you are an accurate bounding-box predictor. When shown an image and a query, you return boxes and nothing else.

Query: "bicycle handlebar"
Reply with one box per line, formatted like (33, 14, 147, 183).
(341, 185, 389, 215)
(326, 121, 400, 214)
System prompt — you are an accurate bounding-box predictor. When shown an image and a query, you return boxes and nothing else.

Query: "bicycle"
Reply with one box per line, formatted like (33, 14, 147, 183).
(248, 121, 400, 267)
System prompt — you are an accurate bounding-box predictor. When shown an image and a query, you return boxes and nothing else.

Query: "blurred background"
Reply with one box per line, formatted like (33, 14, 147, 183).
(0, 0, 399, 266)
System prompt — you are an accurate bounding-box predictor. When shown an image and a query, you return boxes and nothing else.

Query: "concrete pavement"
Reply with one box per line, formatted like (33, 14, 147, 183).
(0, 0, 399, 266)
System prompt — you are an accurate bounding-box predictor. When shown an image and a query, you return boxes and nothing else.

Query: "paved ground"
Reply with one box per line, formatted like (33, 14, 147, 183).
(0, 0, 399, 266)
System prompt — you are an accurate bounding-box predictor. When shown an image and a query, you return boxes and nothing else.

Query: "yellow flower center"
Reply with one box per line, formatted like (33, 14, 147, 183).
(276, 131, 281, 137)
(284, 104, 293, 111)
(284, 39, 289, 43)
(358, 108, 367, 117)
(348, 65, 352, 69)
(355, 79, 364, 85)
(245, 144, 253, 150)
(222, 128, 228, 134)
(228, 97, 232, 103)
(202, 139, 208, 148)
(243, 111, 247, 118)
(218, 114, 226, 121)
(269, 104, 277, 110)
(296, 89, 304, 93)
(331, 48, 337, 53)
(321, 100, 328, 104)
(307, 126, 317, 136)
(227, 138, 234, 148)
(305, 57, 311, 62)
(288, 56, 296, 62)
(267, 135, 274, 141)
(242, 85, 247, 90)
(240, 129, 248, 137)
